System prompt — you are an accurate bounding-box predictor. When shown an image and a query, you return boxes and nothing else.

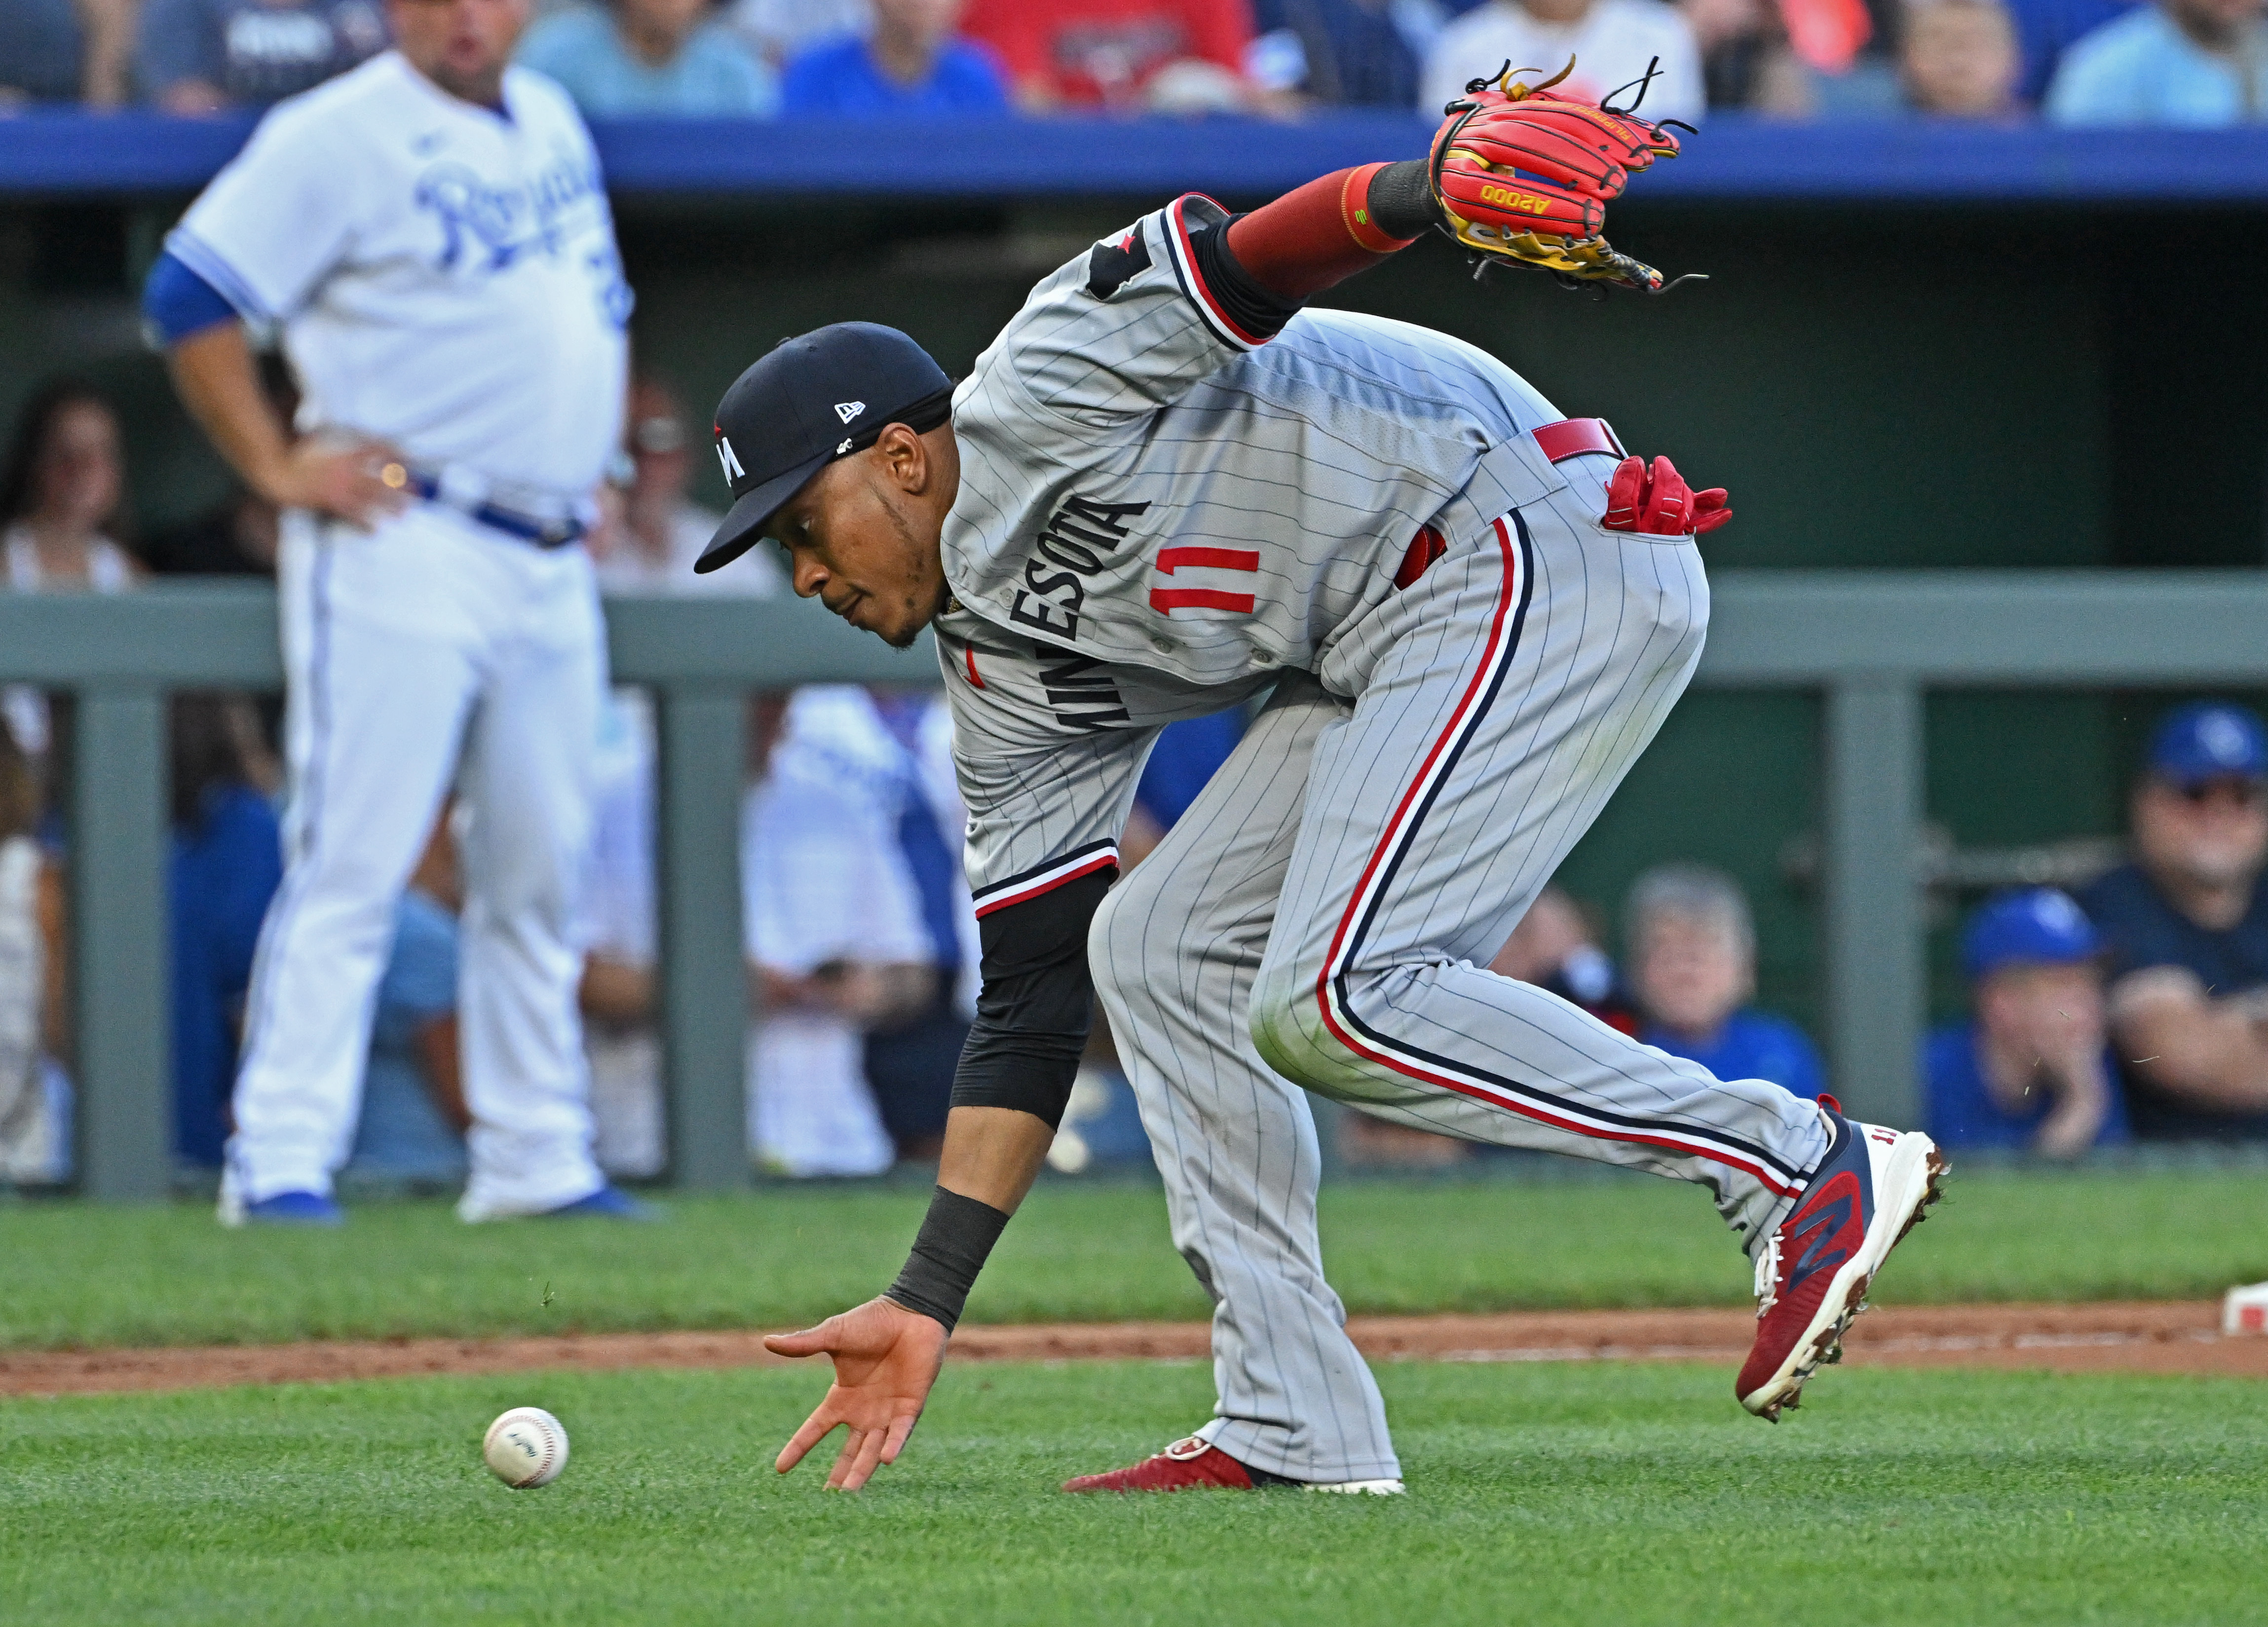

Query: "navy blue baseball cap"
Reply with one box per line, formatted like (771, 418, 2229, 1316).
(696, 323, 953, 575)
(1961, 888, 2099, 983)
(2146, 701, 2268, 788)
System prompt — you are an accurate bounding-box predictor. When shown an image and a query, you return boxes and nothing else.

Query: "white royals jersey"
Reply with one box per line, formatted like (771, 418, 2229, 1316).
(168, 51, 631, 499)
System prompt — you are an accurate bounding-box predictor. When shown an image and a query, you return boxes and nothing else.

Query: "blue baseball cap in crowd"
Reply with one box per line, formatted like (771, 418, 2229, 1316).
(2147, 701, 2268, 788)
(1961, 888, 2099, 983)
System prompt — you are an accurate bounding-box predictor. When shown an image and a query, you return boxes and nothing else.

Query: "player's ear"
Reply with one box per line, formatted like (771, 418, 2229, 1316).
(874, 423, 929, 495)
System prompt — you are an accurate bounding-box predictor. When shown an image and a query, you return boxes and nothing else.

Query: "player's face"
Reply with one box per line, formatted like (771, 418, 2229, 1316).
(388, 0, 530, 103)
(764, 427, 957, 651)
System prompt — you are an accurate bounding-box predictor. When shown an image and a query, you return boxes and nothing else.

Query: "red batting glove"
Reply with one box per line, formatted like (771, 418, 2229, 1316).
(1602, 454, 1732, 537)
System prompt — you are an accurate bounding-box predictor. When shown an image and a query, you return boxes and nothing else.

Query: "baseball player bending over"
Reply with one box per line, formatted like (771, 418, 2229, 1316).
(704, 69, 1947, 1491)
(144, 0, 640, 1224)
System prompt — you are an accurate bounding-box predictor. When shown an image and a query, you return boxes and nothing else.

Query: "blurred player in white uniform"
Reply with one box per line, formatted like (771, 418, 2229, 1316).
(144, 0, 637, 1224)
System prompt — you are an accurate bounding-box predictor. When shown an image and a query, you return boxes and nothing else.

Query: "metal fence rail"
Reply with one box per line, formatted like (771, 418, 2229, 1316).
(7, 572, 2265, 1199)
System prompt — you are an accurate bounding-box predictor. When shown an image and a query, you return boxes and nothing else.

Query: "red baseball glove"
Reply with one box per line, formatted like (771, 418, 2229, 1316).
(1427, 59, 1692, 294)
(1602, 454, 1731, 536)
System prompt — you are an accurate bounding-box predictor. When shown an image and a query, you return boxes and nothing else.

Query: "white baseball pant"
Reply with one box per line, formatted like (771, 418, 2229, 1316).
(227, 503, 606, 1217)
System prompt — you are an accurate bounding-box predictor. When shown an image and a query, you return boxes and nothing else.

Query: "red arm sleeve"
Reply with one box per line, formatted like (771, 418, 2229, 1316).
(1222, 163, 1423, 302)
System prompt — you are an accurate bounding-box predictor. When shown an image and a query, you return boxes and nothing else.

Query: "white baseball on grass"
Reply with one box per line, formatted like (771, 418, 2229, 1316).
(484, 1406, 569, 1488)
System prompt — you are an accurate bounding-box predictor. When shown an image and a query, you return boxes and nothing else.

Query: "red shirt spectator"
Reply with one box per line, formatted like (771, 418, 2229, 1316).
(961, 0, 1256, 109)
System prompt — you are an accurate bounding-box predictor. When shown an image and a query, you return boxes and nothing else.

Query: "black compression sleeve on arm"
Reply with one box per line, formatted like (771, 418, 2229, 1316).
(947, 865, 1114, 1128)
(1191, 219, 1304, 343)
(886, 1185, 1011, 1332)
(1366, 159, 1441, 242)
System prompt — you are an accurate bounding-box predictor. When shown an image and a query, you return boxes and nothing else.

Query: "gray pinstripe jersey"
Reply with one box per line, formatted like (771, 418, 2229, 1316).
(936, 192, 1580, 910)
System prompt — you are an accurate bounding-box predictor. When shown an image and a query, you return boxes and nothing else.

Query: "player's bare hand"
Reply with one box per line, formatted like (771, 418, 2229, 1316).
(763, 1296, 947, 1490)
(262, 435, 413, 529)
(1602, 454, 1731, 537)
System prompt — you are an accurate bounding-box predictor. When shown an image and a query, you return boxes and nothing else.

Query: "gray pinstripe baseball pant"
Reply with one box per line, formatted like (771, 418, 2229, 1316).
(1088, 478, 1832, 1482)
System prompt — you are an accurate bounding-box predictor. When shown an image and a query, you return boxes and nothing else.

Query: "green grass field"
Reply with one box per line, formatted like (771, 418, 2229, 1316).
(5, 1168, 2267, 1351)
(5, 1360, 2265, 1626)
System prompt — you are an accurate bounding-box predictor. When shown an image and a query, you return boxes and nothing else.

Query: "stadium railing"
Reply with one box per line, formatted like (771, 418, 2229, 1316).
(0, 589, 930, 1200)
(9, 573, 2268, 1200)
(4, 113, 2268, 201)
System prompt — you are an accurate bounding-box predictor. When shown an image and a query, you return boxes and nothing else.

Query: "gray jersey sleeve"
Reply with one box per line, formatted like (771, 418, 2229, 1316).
(981, 194, 1264, 438)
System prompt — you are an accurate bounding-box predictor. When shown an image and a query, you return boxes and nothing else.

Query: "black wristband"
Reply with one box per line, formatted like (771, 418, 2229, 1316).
(885, 1185, 1011, 1334)
(1366, 159, 1441, 242)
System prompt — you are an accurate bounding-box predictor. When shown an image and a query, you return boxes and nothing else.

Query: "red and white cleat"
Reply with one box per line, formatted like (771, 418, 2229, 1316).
(1738, 1095, 1947, 1422)
(1062, 1436, 1404, 1495)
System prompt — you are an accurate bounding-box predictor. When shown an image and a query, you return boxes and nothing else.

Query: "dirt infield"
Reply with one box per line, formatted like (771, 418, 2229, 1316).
(1, 1301, 2260, 1398)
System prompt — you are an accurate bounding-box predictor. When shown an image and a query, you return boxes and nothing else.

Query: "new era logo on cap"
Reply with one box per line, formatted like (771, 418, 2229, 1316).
(835, 402, 866, 423)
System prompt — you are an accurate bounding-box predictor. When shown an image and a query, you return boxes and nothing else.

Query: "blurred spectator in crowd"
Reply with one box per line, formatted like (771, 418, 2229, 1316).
(861, 688, 981, 1162)
(576, 693, 667, 1178)
(0, 728, 64, 1185)
(744, 687, 934, 1176)
(1682, 0, 1807, 110)
(2080, 702, 2268, 1139)
(1, 379, 138, 816)
(733, 0, 870, 66)
(962, 0, 1262, 111)
(137, 0, 388, 113)
(1901, 0, 2023, 111)
(1490, 883, 1635, 1030)
(0, 0, 137, 108)
(1421, 0, 1705, 123)
(576, 386, 777, 1177)
(1246, 0, 1452, 108)
(0, 379, 136, 605)
(1626, 862, 1825, 1099)
(345, 813, 471, 1187)
(1924, 888, 2124, 1157)
(578, 684, 948, 1180)
(591, 376, 784, 594)
(2003, 0, 2135, 100)
(782, 0, 1009, 111)
(169, 693, 283, 1168)
(2046, 0, 2263, 121)
(519, 0, 777, 114)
